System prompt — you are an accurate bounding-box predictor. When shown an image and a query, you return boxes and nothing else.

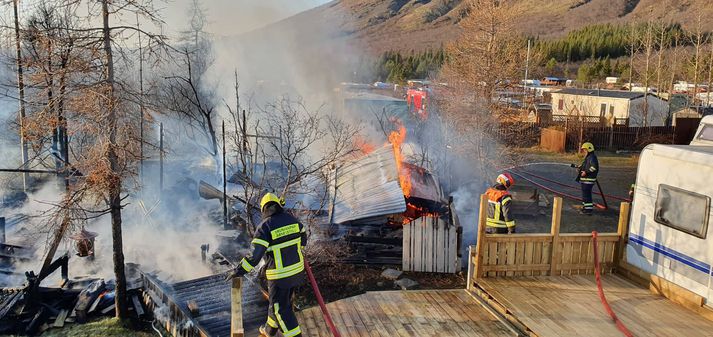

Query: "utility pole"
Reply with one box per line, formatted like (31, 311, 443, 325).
(523, 39, 531, 106)
(159, 123, 164, 193)
(13, 0, 29, 191)
(137, 13, 145, 184)
(222, 121, 228, 229)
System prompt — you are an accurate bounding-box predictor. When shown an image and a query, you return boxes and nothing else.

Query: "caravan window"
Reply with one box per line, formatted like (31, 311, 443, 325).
(654, 184, 710, 239)
(698, 124, 713, 142)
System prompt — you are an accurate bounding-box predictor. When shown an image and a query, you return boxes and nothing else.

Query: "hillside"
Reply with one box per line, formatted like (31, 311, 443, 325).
(244, 0, 713, 54)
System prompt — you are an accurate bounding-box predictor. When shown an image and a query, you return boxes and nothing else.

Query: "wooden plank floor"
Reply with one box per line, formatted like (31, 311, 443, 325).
(296, 289, 513, 337)
(477, 275, 713, 337)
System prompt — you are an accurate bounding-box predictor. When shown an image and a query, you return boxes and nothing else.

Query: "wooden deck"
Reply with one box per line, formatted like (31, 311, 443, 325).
(296, 289, 513, 337)
(475, 274, 713, 337)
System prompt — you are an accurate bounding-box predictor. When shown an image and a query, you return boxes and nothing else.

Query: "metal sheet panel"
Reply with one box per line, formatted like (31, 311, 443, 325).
(331, 146, 407, 224)
(144, 273, 267, 337)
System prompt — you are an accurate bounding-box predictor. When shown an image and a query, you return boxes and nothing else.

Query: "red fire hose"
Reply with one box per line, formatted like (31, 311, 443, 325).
(507, 170, 607, 210)
(512, 168, 631, 203)
(592, 231, 634, 337)
(304, 259, 342, 337)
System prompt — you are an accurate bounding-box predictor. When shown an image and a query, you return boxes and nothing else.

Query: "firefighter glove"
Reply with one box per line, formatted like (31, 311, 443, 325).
(224, 267, 246, 282)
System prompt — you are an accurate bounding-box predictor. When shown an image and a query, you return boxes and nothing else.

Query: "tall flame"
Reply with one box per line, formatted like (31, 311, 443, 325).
(389, 121, 412, 198)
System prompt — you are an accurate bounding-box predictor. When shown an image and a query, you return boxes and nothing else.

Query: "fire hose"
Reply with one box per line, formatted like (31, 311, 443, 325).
(511, 168, 631, 203)
(304, 259, 342, 337)
(507, 170, 607, 210)
(592, 231, 634, 337)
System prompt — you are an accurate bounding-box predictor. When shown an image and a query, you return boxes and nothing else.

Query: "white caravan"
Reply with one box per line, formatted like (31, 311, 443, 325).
(627, 142, 713, 303)
(691, 115, 713, 146)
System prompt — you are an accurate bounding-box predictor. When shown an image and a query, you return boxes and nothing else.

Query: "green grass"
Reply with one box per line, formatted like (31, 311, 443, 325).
(516, 147, 639, 168)
(35, 318, 156, 337)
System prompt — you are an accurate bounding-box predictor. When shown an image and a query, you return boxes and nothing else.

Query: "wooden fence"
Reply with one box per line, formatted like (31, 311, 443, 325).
(495, 123, 542, 148)
(540, 128, 566, 153)
(403, 215, 460, 273)
(538, 115, 700, 151)
(468, 196, 630, 283)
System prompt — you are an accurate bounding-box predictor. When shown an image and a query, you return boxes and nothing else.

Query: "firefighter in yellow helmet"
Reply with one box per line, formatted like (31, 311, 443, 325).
(225, 192, 306, 337)
(571, 142, 599, 215)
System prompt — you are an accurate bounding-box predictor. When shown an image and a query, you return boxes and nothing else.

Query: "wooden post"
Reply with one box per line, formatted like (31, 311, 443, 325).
(549, 197, 563, 276)
(473, 194, 488, 282)
(467, 246, 474, 290)
(231, 277, 243, 337)
(0, 217, 5, 245)
(615, 202, 631, 269)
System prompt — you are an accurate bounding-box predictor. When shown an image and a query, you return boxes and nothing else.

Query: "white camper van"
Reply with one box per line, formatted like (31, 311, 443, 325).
(627, 143, 713, 302)
(691, 115, 713, 146)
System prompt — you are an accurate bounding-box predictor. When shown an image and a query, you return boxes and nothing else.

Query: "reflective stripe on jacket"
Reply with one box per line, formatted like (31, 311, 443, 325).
(239, 208, 307, 286)
(577, 152, 599, 184)
(485, 185, 516, 229)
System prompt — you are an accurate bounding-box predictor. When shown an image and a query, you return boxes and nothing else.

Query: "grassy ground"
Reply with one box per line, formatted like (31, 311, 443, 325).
(33, 318, 158, 337)
(515, 147, 640, 167)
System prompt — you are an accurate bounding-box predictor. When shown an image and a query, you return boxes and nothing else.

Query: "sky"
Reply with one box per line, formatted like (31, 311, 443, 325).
(161, 0, 332, 38)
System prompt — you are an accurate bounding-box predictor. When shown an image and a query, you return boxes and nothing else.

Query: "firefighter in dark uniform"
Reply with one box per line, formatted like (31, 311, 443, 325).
(225, 193, 306, 337)
(572, 142, 599, 215)
(485, 173, 516, 234)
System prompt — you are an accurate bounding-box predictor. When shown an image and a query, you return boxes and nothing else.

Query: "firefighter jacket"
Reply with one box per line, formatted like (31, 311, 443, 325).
(576, 152, 599, 184)
(239, 207, 307, 288)
(485, 184, 516, 230)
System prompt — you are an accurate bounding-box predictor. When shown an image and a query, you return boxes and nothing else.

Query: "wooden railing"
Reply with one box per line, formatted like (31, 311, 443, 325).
(468, 195, 630, 283)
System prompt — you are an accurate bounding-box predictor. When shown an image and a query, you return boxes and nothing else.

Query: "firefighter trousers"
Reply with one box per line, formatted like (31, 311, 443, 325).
(265, 283, 302, 337)
(580, 182, 594, 213)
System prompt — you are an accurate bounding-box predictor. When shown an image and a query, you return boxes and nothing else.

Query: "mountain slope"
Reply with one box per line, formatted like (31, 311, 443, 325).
(245, 0, 713, 54)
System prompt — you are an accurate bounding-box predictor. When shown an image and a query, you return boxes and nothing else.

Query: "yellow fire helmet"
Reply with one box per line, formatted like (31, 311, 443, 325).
(581, 142, 595, 153)
(260, 192, 285, 211)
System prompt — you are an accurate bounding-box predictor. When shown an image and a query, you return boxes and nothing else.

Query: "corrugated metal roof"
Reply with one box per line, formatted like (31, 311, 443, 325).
(554, 88, 645, 100)
(331, 146, 407, 224)
(151, 273, 268, 337)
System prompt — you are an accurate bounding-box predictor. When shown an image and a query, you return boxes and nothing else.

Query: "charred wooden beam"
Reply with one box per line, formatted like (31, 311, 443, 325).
(74, 279, 106, 323)
(140, 271, 211, 337)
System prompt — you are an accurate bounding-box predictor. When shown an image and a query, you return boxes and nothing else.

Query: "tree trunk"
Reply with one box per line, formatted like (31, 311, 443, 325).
(13, 0, 29, 190)
(707, 42, 713, 107)
(101, 0, 128, 320)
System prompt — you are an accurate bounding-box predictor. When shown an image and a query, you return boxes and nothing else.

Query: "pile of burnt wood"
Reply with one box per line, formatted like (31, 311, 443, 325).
(0, 256, 146, 335)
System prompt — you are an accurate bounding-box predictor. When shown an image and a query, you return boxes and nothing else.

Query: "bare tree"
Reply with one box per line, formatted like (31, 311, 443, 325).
(259, 97, 361, 197)
(628, 22, 639, 91)
(689, 13, 709, 104)
(655, 22, 667, 97)
(16, 0, 167, 320)
(441, 0, 524, 104)
(707, 39, 713, 107)
(438, 0, 525, 176)
(668, 29, 683, 98)
(159, 45, 218, 159)
(638, 21, 655, 126)
(225, 72, 266, 231)
(182, 0, 208, 48)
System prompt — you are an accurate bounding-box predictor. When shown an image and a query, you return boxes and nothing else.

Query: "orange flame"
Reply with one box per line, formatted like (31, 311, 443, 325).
(402, 203, 440, 224)
(354, 135, 376, 155)
(388, 121, 412, 198)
